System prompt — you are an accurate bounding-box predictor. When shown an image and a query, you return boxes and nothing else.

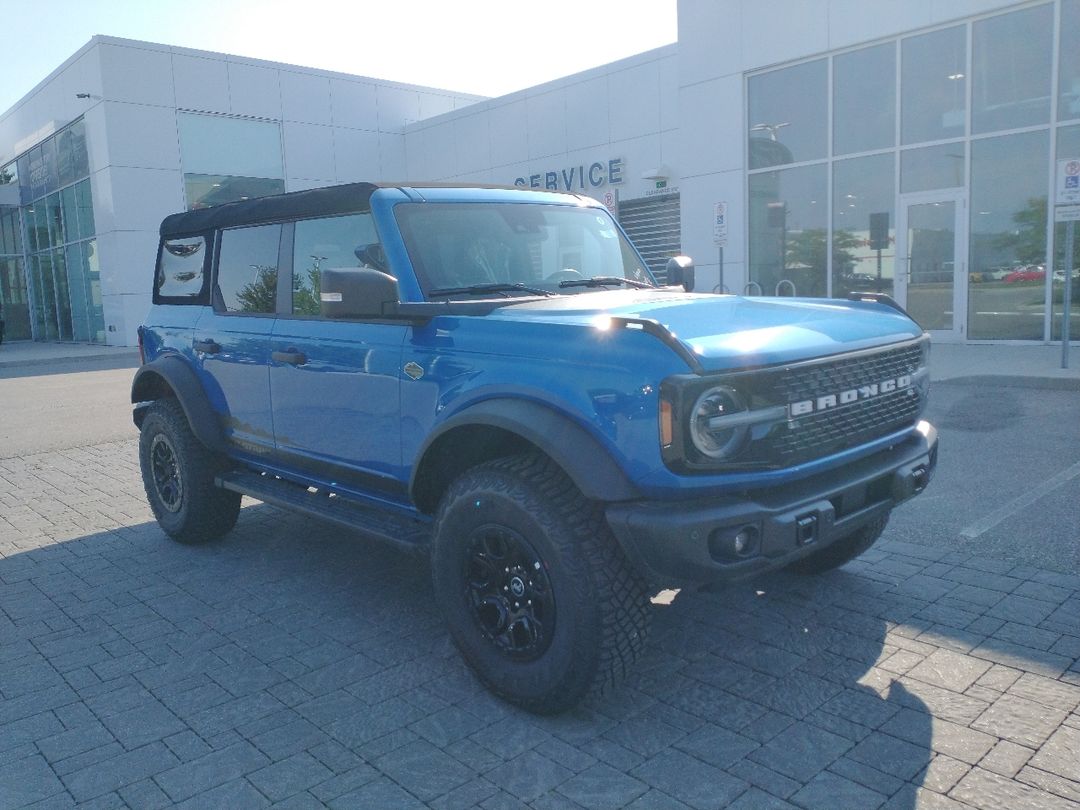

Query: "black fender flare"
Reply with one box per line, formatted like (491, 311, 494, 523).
(130, 355, 225, 452)
(410, 398, 641, 509)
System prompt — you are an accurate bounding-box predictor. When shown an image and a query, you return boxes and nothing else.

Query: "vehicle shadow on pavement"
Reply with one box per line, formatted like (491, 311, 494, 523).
(0, 498, 967, 809)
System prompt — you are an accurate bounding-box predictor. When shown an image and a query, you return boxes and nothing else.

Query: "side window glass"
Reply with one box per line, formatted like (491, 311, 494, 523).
(292, 213, 382, 317)
(217, 224, 282, 314)
(157, 236, 206, 299)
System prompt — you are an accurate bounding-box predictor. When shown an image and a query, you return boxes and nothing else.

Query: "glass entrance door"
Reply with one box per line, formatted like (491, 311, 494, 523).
(896, 193, 967, 341)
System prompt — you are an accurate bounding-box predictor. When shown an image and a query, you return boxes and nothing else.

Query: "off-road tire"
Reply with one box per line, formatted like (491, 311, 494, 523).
(787, 515, 889, 575)
(138, 398, 241, 544)
(431, 452, 650, 714)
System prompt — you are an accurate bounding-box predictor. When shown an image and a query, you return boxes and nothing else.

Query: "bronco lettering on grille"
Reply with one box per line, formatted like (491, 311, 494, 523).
(788, 374, 912, 418)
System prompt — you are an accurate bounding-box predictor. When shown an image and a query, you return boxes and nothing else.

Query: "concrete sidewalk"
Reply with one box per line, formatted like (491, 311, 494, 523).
(0, 341, 140, 370)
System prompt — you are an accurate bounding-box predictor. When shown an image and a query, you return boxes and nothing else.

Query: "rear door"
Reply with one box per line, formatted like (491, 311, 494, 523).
(191, 223, 284, 453)
(269, 212, 407, 490)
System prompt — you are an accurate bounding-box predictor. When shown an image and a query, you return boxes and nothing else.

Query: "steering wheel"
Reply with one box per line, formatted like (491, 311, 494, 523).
(544, 269, 584, 284)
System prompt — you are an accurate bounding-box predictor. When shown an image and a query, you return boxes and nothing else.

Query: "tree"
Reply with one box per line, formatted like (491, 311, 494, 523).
(235, 266, 277, 313)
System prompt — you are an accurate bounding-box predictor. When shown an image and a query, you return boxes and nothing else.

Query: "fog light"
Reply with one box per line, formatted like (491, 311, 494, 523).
(733, 530, 751, 555)
(708, 526, 759, 562)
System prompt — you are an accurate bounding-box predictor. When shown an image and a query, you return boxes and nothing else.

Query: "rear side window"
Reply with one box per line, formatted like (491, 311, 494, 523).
(216, 224, 282, 314)
(156, 236, 208, 302)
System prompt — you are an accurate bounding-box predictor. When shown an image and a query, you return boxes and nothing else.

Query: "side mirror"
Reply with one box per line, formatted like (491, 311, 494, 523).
(320, 267, 399, 319)
(665, 255, 695, 292)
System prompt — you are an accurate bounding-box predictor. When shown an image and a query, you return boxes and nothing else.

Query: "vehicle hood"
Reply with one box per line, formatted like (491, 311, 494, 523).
(493, 290, 924, 371)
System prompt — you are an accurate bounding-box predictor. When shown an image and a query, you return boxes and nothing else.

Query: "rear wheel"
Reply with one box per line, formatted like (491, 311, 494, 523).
(431, 452, 650, 714)
(787, 515, 888, 575)
(138, 399, 241, 544)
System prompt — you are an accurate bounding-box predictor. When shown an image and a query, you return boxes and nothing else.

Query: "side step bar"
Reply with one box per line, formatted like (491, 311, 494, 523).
(216, 470, 431, 554)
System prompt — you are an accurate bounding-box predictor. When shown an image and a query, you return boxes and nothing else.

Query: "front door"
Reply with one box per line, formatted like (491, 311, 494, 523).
(896, 192, 967, 341)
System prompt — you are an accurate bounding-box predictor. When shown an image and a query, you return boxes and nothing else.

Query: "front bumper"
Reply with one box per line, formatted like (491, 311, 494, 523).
(606, 421, 938, 587)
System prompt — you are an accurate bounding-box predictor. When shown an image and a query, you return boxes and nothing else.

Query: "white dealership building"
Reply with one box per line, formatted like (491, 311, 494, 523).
(1, 0, 1077, 347)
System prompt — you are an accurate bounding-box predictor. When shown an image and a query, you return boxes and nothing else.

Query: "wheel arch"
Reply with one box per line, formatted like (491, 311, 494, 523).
(131, 355, 225, 452)
(409, 399, 640, 514)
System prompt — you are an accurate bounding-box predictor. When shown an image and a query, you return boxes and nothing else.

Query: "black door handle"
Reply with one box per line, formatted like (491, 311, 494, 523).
(272, 349, 307, 366)
(193, 339, 221, 354)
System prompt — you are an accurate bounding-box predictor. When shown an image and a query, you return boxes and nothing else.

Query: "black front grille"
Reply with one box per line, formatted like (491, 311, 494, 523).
(764, 341, 927, 464)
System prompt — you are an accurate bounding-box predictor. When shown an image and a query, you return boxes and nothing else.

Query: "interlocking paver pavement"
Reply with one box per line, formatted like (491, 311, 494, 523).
(0, 439, 1079, 808)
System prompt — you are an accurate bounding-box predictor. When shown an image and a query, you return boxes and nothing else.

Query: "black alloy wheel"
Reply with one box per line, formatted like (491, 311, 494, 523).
(464, 524, 556, 661)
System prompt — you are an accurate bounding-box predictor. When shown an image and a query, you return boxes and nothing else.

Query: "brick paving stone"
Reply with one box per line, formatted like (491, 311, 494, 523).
(629, 748, 748, 810)
(247, 752, 333, 802)
(972, 693, 1068, 748)
(1009, 673, 1080, 712)
(906, 648, 992, 692)
(153, 741, 269, 803)
(99, 701, 185, 750)
(882, 707, 996, 764)
(1016, 765, 1080, 804)
(484, 750, 573, 804)
(951, 767, 1080, 810)
(748, 722, 851, 783)
(0, 754, 66, 808)
(173, 778, 269, 809)
(979, 740, 1035, 778)
(62, 741, 179, 802)
(918, 754, 971, 794)
(374, 739, 476, 802)
(673, 725, 758, 769)
(1028, 726, 1080, 783)
(555, 763, 649, 810)
(725, 787, 796, 809)
(827, 756, 905, 796)
(790, 770, 886, 810)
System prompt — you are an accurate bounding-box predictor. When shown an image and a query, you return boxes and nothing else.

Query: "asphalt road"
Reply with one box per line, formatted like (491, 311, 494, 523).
(0, 358, 1076, 574)
(0, 358, 139, 458)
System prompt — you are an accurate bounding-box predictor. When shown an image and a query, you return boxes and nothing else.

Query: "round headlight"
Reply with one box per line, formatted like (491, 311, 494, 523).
(689, 385, 749, 460)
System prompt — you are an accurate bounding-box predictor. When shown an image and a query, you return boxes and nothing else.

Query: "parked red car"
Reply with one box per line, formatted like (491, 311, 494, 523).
(1004, 266, 1045, 283)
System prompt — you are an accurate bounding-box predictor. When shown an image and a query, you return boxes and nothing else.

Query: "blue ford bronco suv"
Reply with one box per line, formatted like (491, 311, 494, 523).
(133, 182, 937, 714)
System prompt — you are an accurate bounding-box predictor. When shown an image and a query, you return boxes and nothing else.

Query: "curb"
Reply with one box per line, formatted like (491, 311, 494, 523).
(933, 374, 1080, 390)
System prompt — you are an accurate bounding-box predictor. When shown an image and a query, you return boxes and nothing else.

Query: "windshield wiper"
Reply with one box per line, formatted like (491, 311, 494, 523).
(428, 282, 554, 298)
(558, 276, 654, 289)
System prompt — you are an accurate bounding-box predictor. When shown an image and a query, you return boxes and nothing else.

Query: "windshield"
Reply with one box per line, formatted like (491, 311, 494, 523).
(394, 203, 654, 298)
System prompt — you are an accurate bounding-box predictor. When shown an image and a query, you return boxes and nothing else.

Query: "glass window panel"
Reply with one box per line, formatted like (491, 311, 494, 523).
(183, 173, 286, 211)
(60, 187, 77, 245)
(83, 239, 104, 343)
(65, 242, 90, 342)
(216, 224, 281, 314)
(0, 210, 12, 255)
(972, 5, 1052, 134)
(32, 204, 49, 252)
(16, 153, 31, 203)
(1, 161, 18, 188)
(75, 180, 94, 239)
(749, 164, 828, 296)
(833, 154, 895, 298)
(901, 143, 966, 193)
(0, 258, 31, 340)
(27, 146, 47, 200)
(57, 127, 76, 188)
(969, 130, 1049, 340)
(46, 193, 63, 248)
(178, 113, 284, 179)
(292, 213, 380, 316)
(1059, 124, 1080, 159)
(51, 248, 72, 341)
(748, 59, 827, 169)
(1061, 0, 1080, 121)
(902, 26, 966, 145)
(834, 43, 896, 156)
(40, 137, 59, 196)
(69, 120, 89, 180)
(35, 253, 58, 340)
(157, 237, 207, 298)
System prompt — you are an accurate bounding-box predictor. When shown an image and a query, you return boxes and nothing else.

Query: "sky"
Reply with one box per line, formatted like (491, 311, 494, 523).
(2, 0, 678, 113)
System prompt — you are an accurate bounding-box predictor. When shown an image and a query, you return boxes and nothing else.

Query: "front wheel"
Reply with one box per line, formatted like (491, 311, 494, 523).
(431, 452, 650, 714)
(138, 399, 241, 544)
(786, 515, 888, 575)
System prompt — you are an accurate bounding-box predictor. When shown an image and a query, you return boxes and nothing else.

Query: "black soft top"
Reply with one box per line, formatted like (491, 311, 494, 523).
(159, 182, 379, 239)
(158, 181, 542, 240)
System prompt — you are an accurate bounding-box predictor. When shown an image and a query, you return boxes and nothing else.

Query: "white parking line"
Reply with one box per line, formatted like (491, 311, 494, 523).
(959, 460, 1080, 539)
